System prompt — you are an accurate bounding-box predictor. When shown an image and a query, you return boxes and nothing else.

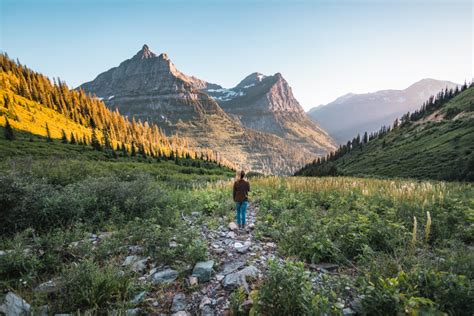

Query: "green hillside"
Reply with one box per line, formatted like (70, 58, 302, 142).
(296, 86, 474, 181)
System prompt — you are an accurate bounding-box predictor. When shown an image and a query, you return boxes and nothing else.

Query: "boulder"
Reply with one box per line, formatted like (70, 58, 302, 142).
(223, 266, 260, 290)
(221, 261, 245, 275)
(234, 241, 250, 254)
(0, 292, 31, 315)
(122, 256, 148, 273)
(192, 260, 214, 282)
(170, 293, 187, 313)
(34, 279, 60, 293)
(150, 268, 178, 285)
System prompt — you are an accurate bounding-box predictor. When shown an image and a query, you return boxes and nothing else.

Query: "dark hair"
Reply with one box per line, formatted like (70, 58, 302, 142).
(240, 170, 245, 179)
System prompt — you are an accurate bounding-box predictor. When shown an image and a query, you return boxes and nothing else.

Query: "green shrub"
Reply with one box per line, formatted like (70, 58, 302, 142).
(230, 287, 247, 316)
(255, 260, 315, 315)
(359, 269, 473, 315)
(53, 259, 136, 313)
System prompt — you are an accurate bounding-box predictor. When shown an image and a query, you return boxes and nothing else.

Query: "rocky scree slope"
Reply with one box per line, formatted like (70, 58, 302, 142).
(205, 72, 336, 156)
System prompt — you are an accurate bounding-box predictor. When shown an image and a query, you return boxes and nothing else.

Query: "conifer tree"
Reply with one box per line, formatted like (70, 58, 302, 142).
(45, 123, 52, 142)
(91, 128, 101, 151)
(4, 118, 15, 140)
(61, 129, 68, 143)
(70, 132, 77, 144)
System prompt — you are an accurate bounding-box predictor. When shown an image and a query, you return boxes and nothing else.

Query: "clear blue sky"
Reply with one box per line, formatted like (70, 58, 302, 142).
(1, 0, 472, 109)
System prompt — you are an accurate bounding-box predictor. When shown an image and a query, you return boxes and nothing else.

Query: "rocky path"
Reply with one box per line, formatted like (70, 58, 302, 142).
(183, 203, 281, 315)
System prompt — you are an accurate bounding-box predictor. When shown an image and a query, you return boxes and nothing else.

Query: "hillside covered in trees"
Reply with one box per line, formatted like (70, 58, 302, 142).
(0, 54, 232, 167)
(296, 83, 474, 181)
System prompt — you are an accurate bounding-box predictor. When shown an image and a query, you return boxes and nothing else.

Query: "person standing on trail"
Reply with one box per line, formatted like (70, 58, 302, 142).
(233, 170, 250, 229)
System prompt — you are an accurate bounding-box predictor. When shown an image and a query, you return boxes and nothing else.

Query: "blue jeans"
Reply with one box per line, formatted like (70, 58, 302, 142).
(236, 201, 248, 226)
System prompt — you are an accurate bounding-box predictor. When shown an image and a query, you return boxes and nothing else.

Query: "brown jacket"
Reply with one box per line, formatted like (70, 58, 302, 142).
(233, 179, 250, 202)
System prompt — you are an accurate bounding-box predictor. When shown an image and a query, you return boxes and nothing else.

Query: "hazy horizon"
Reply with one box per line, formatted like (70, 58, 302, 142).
(1, 0, 472, 110)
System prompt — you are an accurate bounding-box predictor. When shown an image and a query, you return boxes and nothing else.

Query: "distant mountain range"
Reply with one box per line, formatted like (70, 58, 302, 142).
(298, 84, 474, 181)
(308, 79, 460, 144)
(79, 45, 337, 174)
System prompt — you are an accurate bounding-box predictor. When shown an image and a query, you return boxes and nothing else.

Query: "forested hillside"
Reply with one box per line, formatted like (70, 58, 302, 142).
(296, 84, 474, 181)
(0, 54, 231, 166)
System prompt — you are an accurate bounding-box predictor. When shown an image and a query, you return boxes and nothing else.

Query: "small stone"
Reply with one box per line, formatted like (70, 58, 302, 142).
(169, 241, 178, 248)
(201, 304, 215, 316)
(188, 276, 198, 286)
(0, 292, 31, 315)
(172, 312, 190, 316)
(248, 223, 255, 229)
(131, 291, 147, 305)
(213, 248, 225, 254)
(228, 222, 238, 231)
(170, 293, 187, 313)
(192, 260, 214, 282)
(98, 232, 113, 239)
(199, 296, 211, 309)
(227, 231, 235, 239)
(126, 308, 141, 316)
(150, 268, 178, 285)
(128, 245, 144, 255)
(216, 274, 224, 281)
(265, 242, 276, 248)
(343, 307, 356, 315)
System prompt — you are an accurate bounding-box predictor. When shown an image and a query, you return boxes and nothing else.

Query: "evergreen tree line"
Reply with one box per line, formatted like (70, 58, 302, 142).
(296, 82, 473, 176)
(0, 53, 233, 167)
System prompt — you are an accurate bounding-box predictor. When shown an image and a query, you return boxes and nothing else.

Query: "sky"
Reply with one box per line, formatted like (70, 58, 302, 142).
(1, 0, 472, 110)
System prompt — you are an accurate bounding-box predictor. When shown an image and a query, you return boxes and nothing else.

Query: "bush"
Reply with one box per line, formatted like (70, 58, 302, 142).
(53, 259, 136, 313)
(255, 260, 317, 315)
(359, 269, 473, 315)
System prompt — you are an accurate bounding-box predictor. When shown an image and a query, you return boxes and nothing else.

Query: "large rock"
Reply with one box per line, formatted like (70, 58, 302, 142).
(221, 261, 245, 275)
(122, 256, 148, 273)
(192, 260, 214, 282)
(34, 279, 60, 293)
(0, 292, 31, 315)
(170, 293, 187, 313)
(223, 266, 260, 290)
(234, 241, 251, 254)
(150, 268, 179, 285)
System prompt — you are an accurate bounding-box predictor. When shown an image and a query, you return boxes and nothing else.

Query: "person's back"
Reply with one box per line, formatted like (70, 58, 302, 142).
(233, 171, 250, 229)
(233, 178, 250, 203)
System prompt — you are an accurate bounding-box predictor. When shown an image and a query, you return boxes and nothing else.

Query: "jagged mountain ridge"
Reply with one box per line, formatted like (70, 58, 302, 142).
(79, 45, 336, 174)
(204, 72, 336, 155)
(308, 79, 460, 144)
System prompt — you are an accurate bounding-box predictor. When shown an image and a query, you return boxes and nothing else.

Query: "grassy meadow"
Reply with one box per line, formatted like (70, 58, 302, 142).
(0, 129, 473, 314)
(205, 176, 474, 315)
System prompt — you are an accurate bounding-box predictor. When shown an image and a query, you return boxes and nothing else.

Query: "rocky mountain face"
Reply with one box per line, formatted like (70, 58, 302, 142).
(308, 79, 459, 144)
(79, 45, 336, 174)
(204, 72, 335, 155)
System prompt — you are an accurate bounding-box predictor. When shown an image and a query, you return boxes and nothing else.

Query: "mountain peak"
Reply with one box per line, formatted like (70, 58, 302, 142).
(133, 44, 157, 60)
(235, 72, 267, 88)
